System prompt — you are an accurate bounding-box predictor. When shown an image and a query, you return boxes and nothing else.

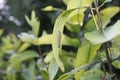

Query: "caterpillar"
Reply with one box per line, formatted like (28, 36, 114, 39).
(57, 31, 61, 48)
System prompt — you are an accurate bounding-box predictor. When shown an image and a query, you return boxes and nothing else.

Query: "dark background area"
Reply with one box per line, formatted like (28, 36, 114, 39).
(0, 0, 66, 35)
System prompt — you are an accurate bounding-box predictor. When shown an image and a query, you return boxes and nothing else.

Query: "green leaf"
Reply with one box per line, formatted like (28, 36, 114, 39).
(85, 7, 119, 32)
(61, 54, 75, 72)
(74, 40, 100, 79)
(110, 35, 120, 60)
(109, 36, 120, 68)
(57, 62, 97, 80)
(66, 0, 93, 25)
(52, 0, 92, 71)
(9, 50, 39, 66)
(7, 67, 17, 80)
(22, 60, 36, 80)
(62, 0, 70, 5)
(48, 58, 58, 80)
(65, 22, 81, 32)
(44, 50, 76, 63)
(44, 51, 53, 63)
(80, 69, 104, 80)
(34, 34, 80, 47)
(44, 50, 75, 74)
(52, 9, 78, 72)
(36, 59, 49, 80)
(85, 20, 120, 44)
(112, 60, 120, 69)
(17, 43, 31, 53)
(85, 30, 107, 44)
(67, 0, 93, 10)
(104, 20, 120, 40)
(40, 71, 49, 80)
(62, 34, 80, 47)
(25, 10, 40, 37)
(42, 6, 54, 11)
(37, 59, 46, 71)
(33, 34, 53, 45)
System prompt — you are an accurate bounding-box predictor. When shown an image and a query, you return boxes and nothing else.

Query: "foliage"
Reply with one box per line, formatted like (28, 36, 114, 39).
(0, 0, 120, 80)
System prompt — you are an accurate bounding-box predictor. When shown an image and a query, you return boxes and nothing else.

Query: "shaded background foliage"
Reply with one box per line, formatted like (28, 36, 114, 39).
(0, 0, 66, 34)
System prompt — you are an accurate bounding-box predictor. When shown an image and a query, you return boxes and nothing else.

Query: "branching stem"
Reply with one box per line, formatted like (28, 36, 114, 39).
(93, 0, 114, 79)
(94, 0, 102, 30)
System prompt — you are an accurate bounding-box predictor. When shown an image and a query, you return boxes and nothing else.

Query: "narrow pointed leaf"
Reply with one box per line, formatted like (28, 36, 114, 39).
(33, 34, 80, 47)
(25, 11, 40, 37)
(58, 62, 97, 80)
(18, 43, 31, 53)
(7, 67, 17, 80)
(48, 58, 58, 80)
(52, 9, 79, 72)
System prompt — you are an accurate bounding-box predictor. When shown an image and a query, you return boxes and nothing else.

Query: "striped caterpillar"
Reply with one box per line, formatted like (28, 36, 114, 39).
(57, 31, 61, 48)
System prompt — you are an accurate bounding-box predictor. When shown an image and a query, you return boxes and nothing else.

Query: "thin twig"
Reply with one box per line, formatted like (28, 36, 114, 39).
(38, 46, 42, 58)
(94, 0, 102, 30)
(90, 5, 99, 30)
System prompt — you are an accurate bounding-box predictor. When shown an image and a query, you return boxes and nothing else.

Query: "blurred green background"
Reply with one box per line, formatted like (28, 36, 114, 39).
(0, 0, 66, 34)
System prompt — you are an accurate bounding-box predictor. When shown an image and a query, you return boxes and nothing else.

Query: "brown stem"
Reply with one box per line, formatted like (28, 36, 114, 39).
(94, 0, 102, 30)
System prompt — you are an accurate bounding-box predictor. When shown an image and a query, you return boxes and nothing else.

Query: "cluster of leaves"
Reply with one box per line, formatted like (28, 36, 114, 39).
(0, 0, 120, 80)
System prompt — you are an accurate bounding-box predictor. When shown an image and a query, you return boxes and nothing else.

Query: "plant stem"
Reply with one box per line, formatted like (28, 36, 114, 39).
(104, 43, 113, 73)
(90, 5, 99, 30)
(104, 42, 114, 80)
(38, 46, 42, 58)
(93, 0, 114, 79)
(94, 0, 102, 30)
